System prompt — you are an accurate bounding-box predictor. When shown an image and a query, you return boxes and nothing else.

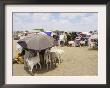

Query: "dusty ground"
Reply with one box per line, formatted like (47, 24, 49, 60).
(13, 40, 98, 76)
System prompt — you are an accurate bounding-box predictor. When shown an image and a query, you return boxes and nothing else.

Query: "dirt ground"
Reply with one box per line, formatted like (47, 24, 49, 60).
(13, 40, 98, 76)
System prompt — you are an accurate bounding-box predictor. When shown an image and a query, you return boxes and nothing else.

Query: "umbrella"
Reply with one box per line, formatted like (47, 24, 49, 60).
(17, 33, 55, 50)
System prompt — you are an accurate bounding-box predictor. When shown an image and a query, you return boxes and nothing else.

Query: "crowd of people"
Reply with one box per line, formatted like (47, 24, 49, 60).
(15, 31, 97, 48)
(52, 32, 89, 47)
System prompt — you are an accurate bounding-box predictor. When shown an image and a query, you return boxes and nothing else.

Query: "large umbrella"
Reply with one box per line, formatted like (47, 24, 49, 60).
(17, 33, 55, 50)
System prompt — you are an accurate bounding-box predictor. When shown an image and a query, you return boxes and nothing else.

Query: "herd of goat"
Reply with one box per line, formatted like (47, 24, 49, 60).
(23, 47, 64, 75)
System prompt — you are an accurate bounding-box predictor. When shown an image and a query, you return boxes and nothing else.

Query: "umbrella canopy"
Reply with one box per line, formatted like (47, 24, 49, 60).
(17, 33, 55, 50)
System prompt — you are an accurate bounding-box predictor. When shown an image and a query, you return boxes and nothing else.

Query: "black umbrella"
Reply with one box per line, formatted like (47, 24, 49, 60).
(17, 33, 55, 50)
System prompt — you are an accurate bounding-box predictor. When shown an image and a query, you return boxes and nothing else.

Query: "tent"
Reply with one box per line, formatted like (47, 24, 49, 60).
(44, 31, 52, 36)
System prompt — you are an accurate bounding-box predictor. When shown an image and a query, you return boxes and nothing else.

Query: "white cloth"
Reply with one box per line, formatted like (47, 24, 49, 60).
(59, 34, 65, 42)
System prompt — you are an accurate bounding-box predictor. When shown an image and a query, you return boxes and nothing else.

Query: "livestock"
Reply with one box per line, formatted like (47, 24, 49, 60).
(50, 47, 64, 65)
(44, 49, 51, 70)
(68, 41, 75, 47)
(24, 50, 41, 75)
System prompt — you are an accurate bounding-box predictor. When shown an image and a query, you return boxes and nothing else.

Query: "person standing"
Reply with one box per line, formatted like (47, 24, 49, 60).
(59, 33, 65, 47)
(64, 32, 67, 46)
(66, 33, 71, 46)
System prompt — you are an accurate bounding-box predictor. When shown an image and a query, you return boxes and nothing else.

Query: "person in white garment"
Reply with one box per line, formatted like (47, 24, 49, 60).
(59, 33, 65, 47)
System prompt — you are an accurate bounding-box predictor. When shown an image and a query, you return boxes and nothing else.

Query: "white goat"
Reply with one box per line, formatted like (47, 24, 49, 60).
(25, 51, 41, 75)
(44, 49, 51, 70)
(68, 41, 75, 47)
(50, 47, 64, 64)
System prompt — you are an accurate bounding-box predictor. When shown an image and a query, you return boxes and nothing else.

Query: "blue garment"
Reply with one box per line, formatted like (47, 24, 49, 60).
(44, 32, 52, 36)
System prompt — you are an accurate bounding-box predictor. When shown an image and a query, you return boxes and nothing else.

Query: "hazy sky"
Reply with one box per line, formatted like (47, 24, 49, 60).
(13, 12, 98, 32)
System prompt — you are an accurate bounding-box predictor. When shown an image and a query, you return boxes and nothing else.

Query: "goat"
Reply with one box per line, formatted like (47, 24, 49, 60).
(68, 41, 75, 47)
(50, 47, 64, 65)
(55, 49, 64, 63)
(44, 49, 51, 70)
(24, 50, 41, 75)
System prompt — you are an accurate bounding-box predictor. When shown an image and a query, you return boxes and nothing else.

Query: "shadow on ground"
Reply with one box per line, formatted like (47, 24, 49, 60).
(24, 64, 59, 76)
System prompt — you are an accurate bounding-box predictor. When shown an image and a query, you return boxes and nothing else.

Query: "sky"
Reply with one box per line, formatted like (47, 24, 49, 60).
(13, 12, 98, 32)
